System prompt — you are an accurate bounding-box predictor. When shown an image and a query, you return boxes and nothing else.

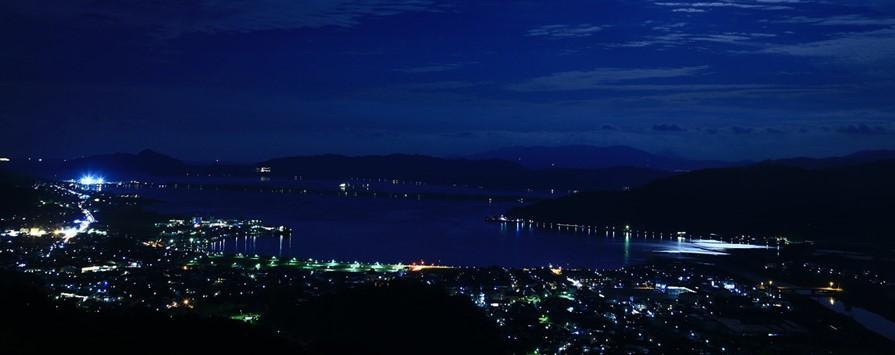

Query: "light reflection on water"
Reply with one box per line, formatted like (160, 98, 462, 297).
(819, 297, 895, 341)
(110, 183, 766, 268)
(660, 239, 770, 256)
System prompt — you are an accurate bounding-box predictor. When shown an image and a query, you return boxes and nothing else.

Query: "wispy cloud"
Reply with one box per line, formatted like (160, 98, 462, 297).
(4, 0, 443, 38)
(653, 123, 687, 132)
(610, 30, 778, 49)
(672, 8, 706, 13)
(395, 62, 473, 74)
(393, 81, 490, 90)
(730, 126, 753, 134)
(527, 24, 605, 39)
(507, 66, 709, 91)
(836, 123, 892, 135)
(759, 28, 895, 63)
(654, 1, 795, 12)
(776, 14, 895, 27)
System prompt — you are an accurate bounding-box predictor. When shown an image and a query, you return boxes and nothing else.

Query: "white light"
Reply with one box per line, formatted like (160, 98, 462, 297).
(60, 227, 79, 240)
(78, 176, 105, 185)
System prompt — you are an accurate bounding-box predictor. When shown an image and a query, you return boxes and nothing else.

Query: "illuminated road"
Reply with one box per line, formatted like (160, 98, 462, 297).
(44, 184, 97, 257)
(61, 204, 95, 243)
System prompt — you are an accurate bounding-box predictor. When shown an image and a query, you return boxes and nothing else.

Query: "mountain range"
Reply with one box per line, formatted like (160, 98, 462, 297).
(467, 145, 742, 171)
(760, 150, 895, 169)
(7, 149, 672, 192)
(6, 146, 895, 196)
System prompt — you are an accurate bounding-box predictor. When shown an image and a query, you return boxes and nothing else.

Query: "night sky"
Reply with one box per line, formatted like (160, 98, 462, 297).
(2, 0, 895, 161)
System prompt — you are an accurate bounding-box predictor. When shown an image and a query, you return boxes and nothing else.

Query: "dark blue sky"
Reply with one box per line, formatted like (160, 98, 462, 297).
(2, 0, 895, 161)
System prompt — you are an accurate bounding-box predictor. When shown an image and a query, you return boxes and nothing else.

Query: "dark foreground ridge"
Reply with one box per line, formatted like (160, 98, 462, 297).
(0, 271, 505, 354)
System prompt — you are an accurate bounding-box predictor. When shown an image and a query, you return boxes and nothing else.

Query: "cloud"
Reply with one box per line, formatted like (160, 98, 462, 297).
(507, 66, 709, 92)
(442, 131, 476, 139)
(609, 30, 778, 49)
(395, 63, 468, 74)
(527, 24, 605, 39)
(730, 126, 753, 134)
(759, 28, 895, 63)
(584, 83, 775, 91)
(654, 1, 794, 11)
(4, 0, 442, 38)
(835, 124, 892, 135)
(778, 15, 895, 27)
(653, 123, 686, 132)
(393, 81, 489, 90)
(652, 22, 689, 31)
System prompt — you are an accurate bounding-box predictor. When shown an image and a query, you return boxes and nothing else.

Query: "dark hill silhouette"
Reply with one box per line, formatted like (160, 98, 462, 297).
(761, 149, 895, 169)
(468, 145, 741, 171)
(0, 271, 302, 354)
(16, 148, 895, 193)
(0, 272, 506, 355)
(0, 170, 32, 214)
(508, 161, 895, 244)
(262, 280, 508, 354)
(9, 150, 672, 191)
(0, 169, 57, 218)
(46, 149, 187, 180)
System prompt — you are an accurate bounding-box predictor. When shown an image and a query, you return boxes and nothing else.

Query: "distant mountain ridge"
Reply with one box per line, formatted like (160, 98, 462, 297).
(13, 150, 673, 192)
(761, 149, 895, 169)
(12, 148, 895, 196)
(258, 154, 673, 191)
(55, 149, 186, 180)
(467, 145, 743, 171)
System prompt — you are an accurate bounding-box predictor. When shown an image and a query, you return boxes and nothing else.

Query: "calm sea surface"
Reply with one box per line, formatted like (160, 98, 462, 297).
(107, 178, 761, 268)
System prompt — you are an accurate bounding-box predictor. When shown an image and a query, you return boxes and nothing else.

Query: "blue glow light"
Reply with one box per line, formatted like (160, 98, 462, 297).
(78, 176, 105, 185)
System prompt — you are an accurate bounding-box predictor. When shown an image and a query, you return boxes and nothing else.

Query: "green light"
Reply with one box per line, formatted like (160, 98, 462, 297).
(524, 295, 541, 304)
(229, 313, 261, 324)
